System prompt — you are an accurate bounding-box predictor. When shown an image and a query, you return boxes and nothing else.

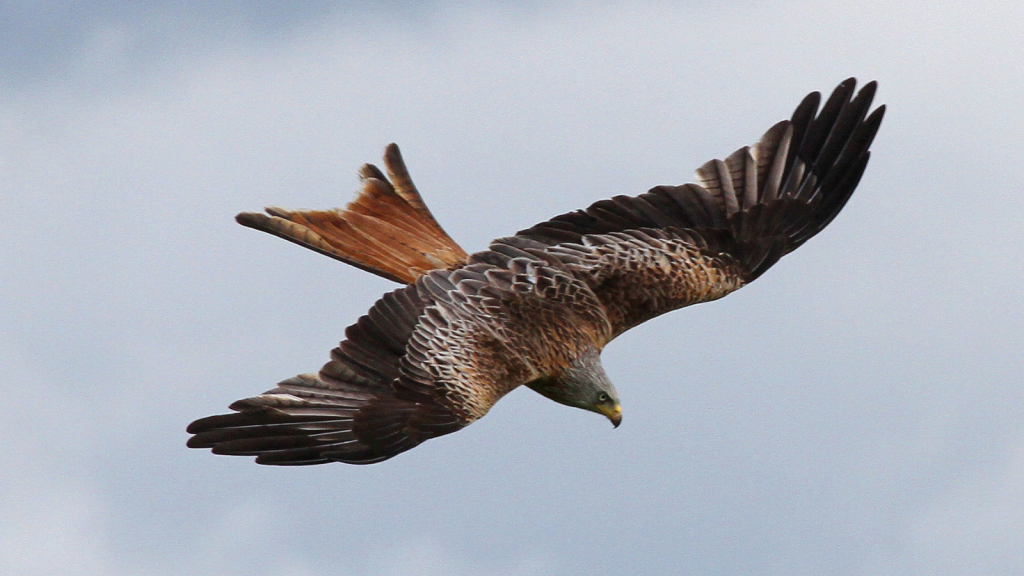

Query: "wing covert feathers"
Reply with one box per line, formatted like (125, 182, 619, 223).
(188, 283, 467, 465)
(187, 258, 610, 464)
(236, 143, 467, 284)
(189, 79, 884, 465)
(513, 78, 884, 335)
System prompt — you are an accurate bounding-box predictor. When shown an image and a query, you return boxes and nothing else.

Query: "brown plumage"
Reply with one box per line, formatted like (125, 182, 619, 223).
(188, 78, 885, 465)
(235, 145, 467, 284)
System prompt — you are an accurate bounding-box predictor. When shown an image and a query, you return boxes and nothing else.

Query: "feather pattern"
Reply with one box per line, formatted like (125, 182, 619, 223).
(188, 79, 885, 465)
(514, 78, 884, 334)
(235, 143, 467, 284)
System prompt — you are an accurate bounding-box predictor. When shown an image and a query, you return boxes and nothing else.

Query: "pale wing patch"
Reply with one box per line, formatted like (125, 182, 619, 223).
(548, 229, 747, 338)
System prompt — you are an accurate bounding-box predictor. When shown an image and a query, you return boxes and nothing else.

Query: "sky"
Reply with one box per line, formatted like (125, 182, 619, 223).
(1, 1, 1022, 575)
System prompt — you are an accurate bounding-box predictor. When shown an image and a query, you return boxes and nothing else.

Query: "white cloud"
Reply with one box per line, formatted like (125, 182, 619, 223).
(866, 444, 1024, 575)
(1, 1, 1022, 574)
(0, 479, 112, 576)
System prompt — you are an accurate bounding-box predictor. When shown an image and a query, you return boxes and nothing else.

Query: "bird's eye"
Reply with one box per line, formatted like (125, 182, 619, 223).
(597, 392, 609, 402)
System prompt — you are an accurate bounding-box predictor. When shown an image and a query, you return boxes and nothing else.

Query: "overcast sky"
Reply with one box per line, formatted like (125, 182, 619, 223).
(1, 1, 1022, 575)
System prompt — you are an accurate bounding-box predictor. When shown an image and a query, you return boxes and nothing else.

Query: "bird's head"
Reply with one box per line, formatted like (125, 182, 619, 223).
(527, 348, 622, 427)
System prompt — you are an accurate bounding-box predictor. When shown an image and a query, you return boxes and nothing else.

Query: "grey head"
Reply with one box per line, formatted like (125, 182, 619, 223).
(526, 347, 622, 427)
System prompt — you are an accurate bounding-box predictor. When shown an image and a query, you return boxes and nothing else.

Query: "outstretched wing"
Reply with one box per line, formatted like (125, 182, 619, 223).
(188, 79, 885, 465)
(509, 78, 885, 338)
(187, 257, 608, 465)
(187, 283, 457, 465)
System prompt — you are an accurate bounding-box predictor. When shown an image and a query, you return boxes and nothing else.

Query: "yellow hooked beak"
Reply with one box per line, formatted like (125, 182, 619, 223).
(599, 404, 623, 428)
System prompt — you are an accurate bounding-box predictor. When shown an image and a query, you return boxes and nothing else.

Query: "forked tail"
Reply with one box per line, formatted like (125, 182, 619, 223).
(236, 144, 468, 284)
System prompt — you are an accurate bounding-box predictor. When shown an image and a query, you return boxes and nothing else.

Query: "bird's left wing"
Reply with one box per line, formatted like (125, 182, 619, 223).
(504, 78, 885, 339)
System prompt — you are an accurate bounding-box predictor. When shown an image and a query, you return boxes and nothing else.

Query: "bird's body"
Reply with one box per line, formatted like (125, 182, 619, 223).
(188, 79, 885, 465)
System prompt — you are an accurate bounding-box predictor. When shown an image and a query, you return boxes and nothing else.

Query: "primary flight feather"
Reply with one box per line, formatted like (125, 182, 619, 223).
(188, 78, 885, 465)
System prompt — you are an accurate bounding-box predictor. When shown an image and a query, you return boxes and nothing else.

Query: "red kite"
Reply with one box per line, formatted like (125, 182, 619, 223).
(188, 79, 884, 465)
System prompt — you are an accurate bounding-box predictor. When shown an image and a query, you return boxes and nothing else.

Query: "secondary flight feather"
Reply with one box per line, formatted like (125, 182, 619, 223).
(188, 78, 885, 465)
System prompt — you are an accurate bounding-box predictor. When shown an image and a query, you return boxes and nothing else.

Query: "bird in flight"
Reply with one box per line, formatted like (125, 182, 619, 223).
(188, 79, 884, 465)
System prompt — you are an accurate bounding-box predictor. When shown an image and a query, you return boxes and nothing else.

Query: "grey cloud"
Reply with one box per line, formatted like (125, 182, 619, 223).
(1, 1, 1022, 575)
(0, 1, 575, 95)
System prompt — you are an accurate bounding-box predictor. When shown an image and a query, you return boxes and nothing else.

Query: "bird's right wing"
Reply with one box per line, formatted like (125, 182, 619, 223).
(186, 281, 462, 465)
(187, 257, 609, 465)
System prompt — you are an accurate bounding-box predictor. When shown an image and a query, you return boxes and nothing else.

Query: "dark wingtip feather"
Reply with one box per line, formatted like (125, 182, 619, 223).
(720, 79, 884, 275)
(791, 90, 822, 125)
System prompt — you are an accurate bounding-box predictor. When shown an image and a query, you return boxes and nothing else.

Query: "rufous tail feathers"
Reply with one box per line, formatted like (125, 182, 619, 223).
(236, 143, 468, 284)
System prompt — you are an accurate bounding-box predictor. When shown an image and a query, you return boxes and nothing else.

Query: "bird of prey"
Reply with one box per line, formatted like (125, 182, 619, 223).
(188, 78, 884, 465)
